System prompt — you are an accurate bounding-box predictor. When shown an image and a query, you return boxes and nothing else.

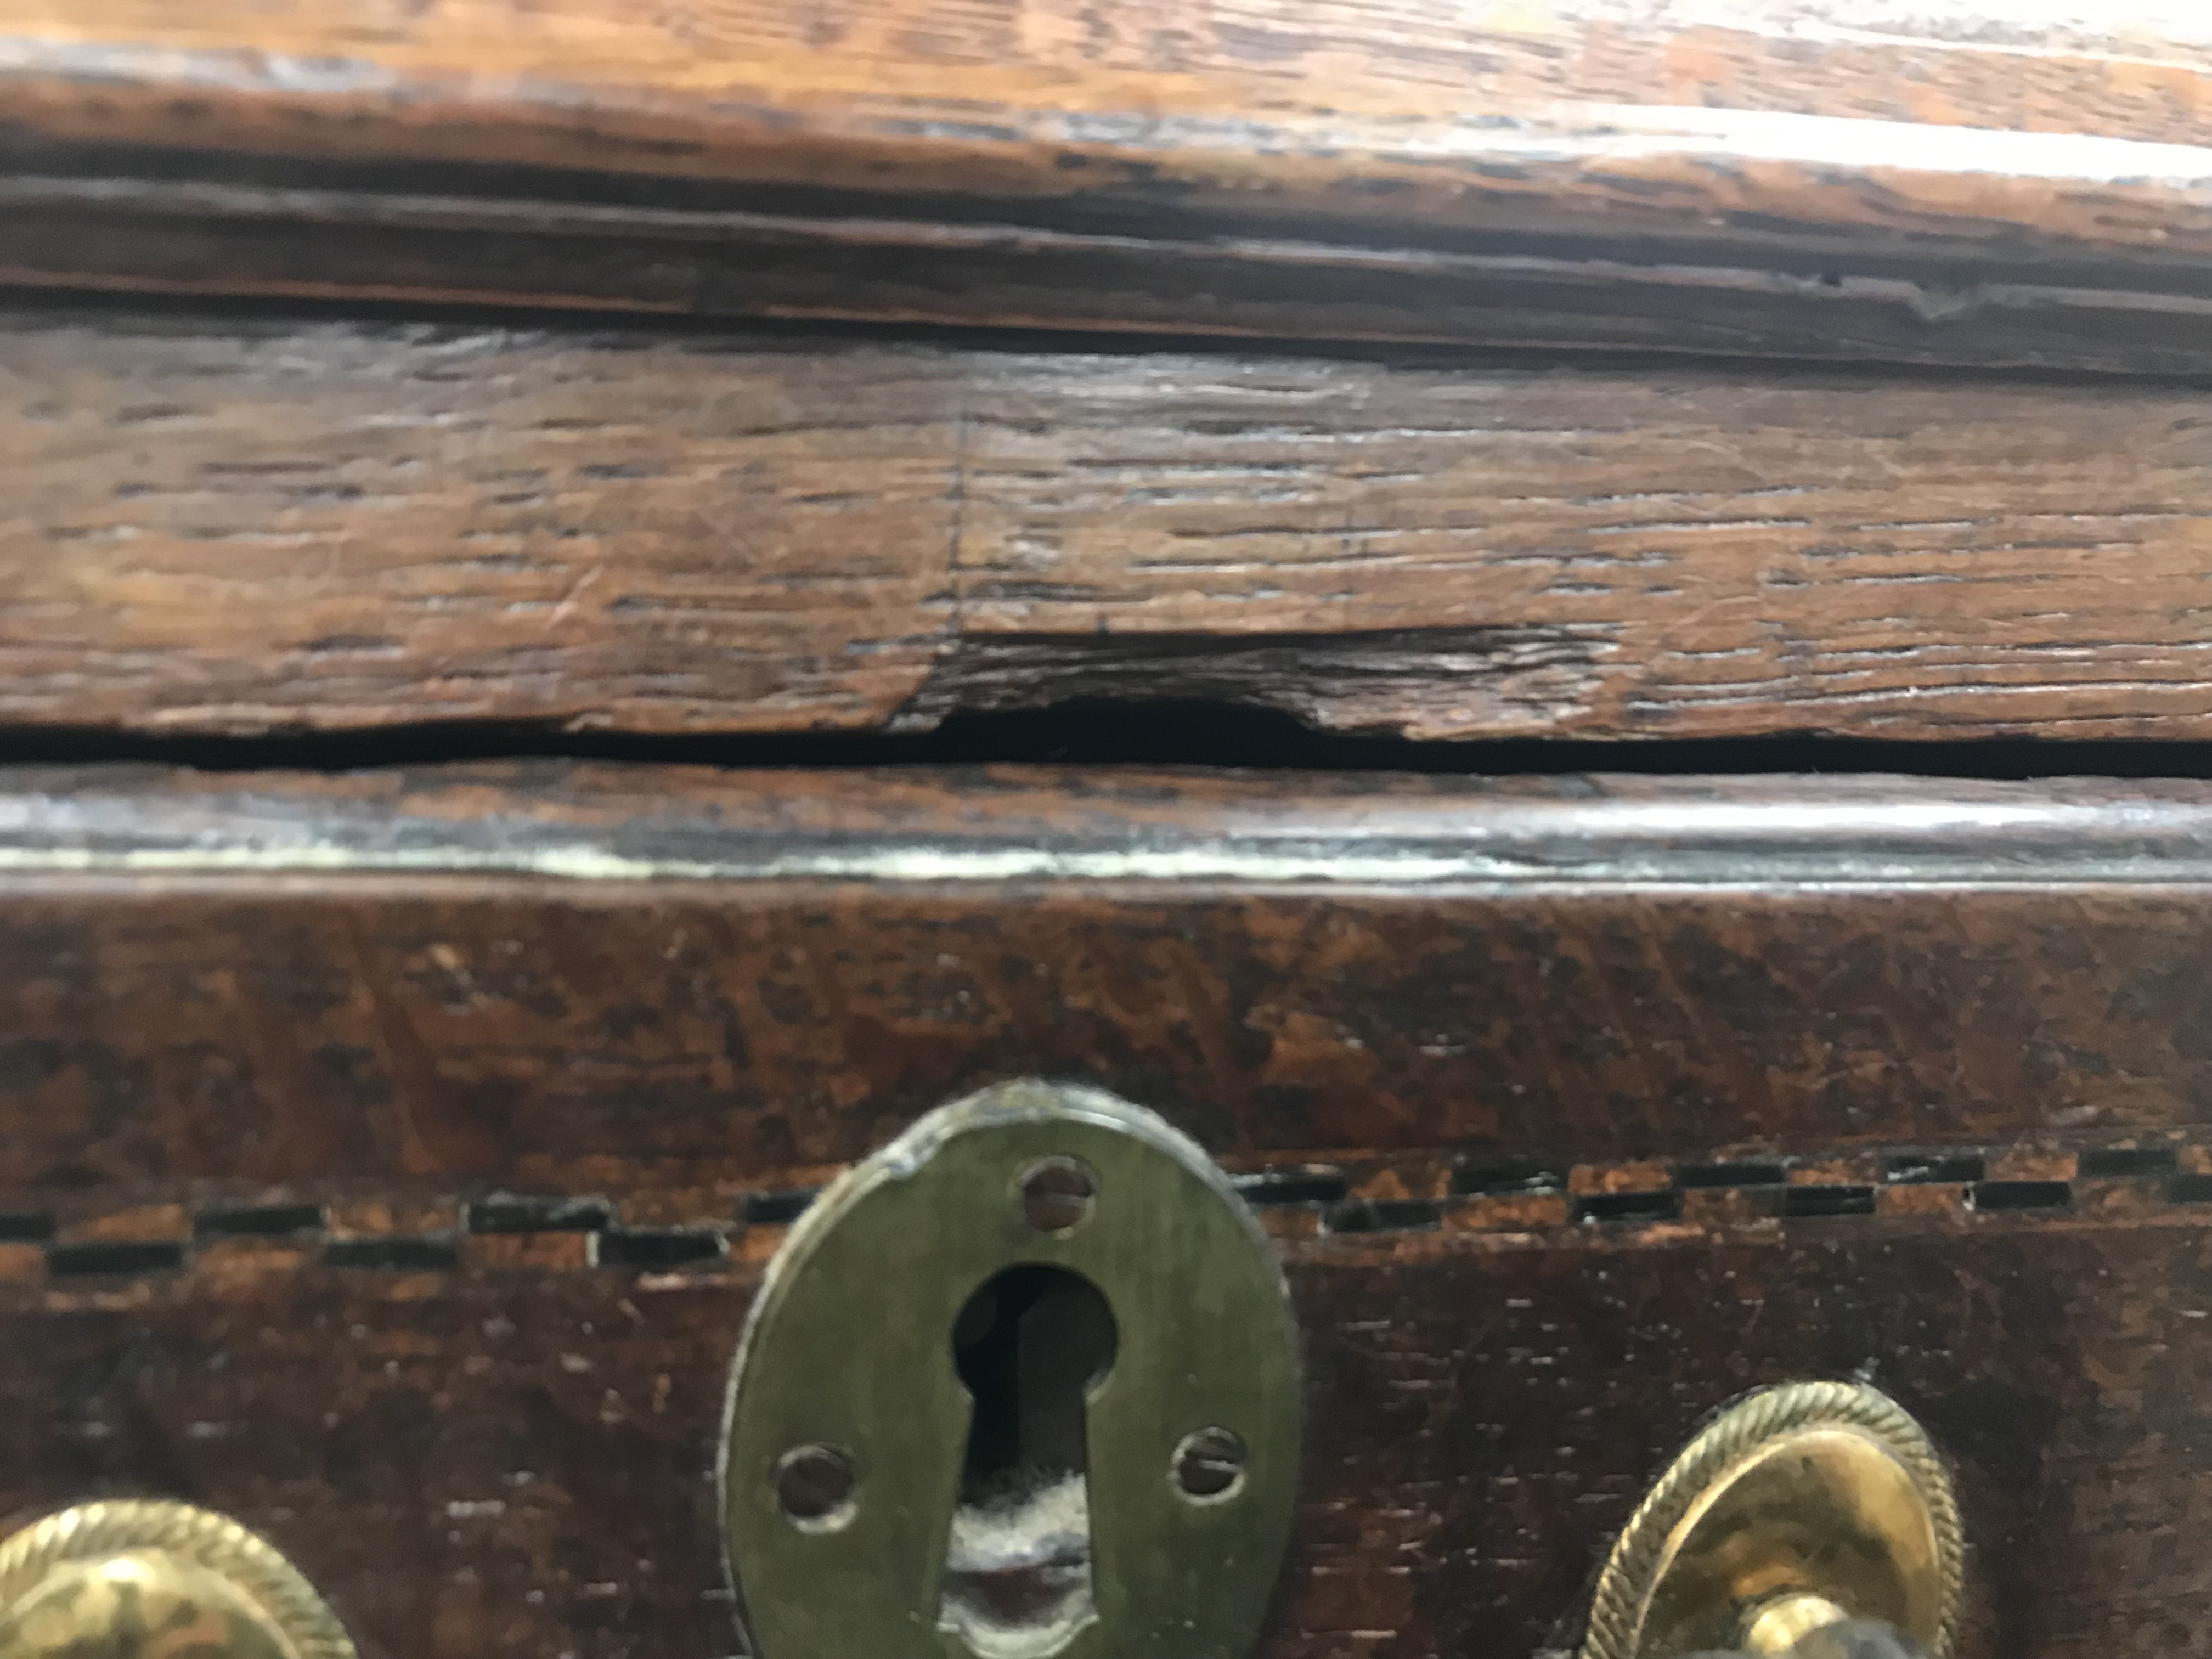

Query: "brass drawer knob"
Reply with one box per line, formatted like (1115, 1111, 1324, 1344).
(0, 1502, 354, 1659)
(1582, 1383, 1965, 1659)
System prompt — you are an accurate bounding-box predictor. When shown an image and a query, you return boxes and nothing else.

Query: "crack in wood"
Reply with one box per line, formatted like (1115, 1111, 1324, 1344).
(900, 625, 1617, 737)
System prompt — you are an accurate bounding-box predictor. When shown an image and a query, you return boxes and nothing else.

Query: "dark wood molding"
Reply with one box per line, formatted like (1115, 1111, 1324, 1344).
(9, 12, 2212, 367)
(12, 763, 2212, 887)
(7, 765, 2212, 1194)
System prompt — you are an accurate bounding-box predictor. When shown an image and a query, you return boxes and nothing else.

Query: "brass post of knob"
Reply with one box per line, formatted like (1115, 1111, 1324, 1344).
(0, 1501, 354, 1659)
(1579, 1382, 1965, 1659)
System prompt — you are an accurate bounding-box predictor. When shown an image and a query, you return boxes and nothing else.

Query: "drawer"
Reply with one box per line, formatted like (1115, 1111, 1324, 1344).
(0, 765, 2207, 1658)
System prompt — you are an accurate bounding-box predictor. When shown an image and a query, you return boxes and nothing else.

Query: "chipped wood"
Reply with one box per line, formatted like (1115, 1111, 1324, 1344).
(12, 311, 2212, 741)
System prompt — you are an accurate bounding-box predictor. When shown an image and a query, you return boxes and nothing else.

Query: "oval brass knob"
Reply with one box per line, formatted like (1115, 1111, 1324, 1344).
(0, 1502, 354, 1659)
(1580, 1382, 1965, 1659)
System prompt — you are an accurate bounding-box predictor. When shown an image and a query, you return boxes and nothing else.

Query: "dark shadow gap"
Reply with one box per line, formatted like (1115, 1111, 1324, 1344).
(6, 285, 2212, 391)
(595, 1228, 726, 1268)
(11, 132, 2212, 321)
(8, 702, 2212, 780)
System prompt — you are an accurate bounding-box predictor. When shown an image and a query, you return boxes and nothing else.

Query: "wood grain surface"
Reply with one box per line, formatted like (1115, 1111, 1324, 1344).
(2, 1176, 2205, 1659)
(9, 5, 2212, 362)
(4, 765, 2209, 1658)
(5, 764, 2212, 1195)
(12, 306, 2212, 742)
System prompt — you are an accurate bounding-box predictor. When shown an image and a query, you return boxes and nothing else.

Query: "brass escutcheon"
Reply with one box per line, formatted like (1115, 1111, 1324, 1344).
(720, 1080, 1302, 1659)
(0, 1501, 354, 1659)
(1581, 1381, 1965, 1659)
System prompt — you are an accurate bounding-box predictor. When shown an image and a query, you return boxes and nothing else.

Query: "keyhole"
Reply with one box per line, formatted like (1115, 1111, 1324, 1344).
(940, 1265, 1118, 1658)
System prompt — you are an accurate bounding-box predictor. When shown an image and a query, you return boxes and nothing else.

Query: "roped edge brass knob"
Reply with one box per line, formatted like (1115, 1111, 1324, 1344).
(1580, 1381, 1965, 1659)
(0, 1502, 354, 1659)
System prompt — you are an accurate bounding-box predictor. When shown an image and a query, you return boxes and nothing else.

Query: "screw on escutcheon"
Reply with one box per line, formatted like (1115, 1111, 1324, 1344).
(1019, 1156, 1097, 1232)
(1172, 1427, 1248, 1499)
(774, 1444, 856, 1526)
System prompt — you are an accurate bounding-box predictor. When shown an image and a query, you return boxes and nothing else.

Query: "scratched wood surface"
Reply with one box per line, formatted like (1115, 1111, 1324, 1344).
(5, 0, 2212, 230)
(8, 5, 2212, 363)
(3, 769, 2209, 1658)
(2, 1188, 2205, 1659)
(6, 10, 2212, 1649)
(25, 873, 2212, 1190)
(5, 764, 2212, 1196)
(12, 307, 2212, 741)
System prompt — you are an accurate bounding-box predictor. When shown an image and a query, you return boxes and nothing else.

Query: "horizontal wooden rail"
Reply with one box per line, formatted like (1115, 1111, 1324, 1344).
(8, 307, 2212, 741)
(8, 5, 2212, 366)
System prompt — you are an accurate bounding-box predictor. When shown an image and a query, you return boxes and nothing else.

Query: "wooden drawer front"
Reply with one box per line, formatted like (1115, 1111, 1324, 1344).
(0, 766, 2208, 1658)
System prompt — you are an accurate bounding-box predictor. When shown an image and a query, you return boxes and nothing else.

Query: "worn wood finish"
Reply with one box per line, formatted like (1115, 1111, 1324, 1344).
(9, 14, 2210, 1656)
(2, 1201, 2204, 1659)
(15, 167, 2212, 376)
(5, 765, 2212, 1196)
(0, 312, 963, 736)
(16, 0, 2212, 172)
(21, 877, 2212, 1187)
(5, 769, 2209, 1658)
(9, 8, 2212, 363)
(14, 308, 2212, 741)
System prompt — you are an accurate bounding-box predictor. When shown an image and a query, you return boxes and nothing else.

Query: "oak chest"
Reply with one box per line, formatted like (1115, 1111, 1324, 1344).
(2, 4, 2210, 1657)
